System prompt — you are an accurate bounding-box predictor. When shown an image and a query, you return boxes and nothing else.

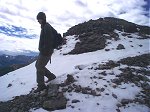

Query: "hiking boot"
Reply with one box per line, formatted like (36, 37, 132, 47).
(45, 73, 56, 83)
(34, 85, 47, 93)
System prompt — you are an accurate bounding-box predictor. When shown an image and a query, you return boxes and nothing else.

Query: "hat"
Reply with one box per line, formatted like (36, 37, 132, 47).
(36, 12, 46, 20)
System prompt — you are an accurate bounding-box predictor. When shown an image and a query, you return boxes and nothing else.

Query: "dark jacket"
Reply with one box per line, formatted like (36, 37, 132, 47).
(39, 22, 54, 56)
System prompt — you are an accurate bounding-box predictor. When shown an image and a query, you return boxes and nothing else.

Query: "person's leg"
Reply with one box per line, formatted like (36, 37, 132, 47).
(35, 54, 51, 88)
(43, 52, 56, 81)
(45, 68, 56, 79)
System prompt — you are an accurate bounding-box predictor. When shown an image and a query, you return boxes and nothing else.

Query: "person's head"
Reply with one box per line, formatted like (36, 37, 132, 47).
(36, 12, 46, 25)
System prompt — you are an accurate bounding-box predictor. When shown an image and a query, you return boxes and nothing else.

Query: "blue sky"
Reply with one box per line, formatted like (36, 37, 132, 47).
(0, 0, 149, 55)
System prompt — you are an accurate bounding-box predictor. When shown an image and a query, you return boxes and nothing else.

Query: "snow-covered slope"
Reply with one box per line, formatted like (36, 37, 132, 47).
(0, 30, 149, 112)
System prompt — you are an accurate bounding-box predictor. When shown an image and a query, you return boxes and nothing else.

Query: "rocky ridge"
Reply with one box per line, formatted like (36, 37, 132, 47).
(63, 17, 150, 54)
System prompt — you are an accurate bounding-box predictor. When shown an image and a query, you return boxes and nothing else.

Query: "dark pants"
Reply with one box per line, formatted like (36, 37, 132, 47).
(35, 53, 53, 86)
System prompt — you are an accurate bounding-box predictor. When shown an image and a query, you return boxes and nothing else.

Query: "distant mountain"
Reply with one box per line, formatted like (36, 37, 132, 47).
(0, 54, 37, 76)
(0, 50, 38, 56)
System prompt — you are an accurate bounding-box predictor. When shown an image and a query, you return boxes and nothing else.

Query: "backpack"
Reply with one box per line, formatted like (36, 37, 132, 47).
(51, 26, 64, 49)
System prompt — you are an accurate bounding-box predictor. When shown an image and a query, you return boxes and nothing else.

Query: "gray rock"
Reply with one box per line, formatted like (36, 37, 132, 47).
(72, 99, 80, 103)
(75, 65, 87, 70)
(112, 93, 118, 99)
(117, 44, 125, 50)
(10, 107, 18, 112)
(74, 85, 82, 92)
(121, 99, 132, 105)
(7, 83, 12, 88)
(43, 97, 67, 111)
(47, 84, 59, 97)
(100, 88, 105, 92)
(142, 83, 150, 90)
(65, 74, 75, 84)
(91, 90, 97, 96)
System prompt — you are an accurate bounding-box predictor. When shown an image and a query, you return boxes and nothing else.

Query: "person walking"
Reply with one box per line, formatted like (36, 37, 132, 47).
(35, 12, 56, 92)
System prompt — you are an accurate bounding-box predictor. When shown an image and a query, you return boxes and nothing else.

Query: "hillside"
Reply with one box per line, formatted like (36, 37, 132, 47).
(0, 55, 37, 76)
(63, 17, 150, 54)
(0, 17, 149, 112)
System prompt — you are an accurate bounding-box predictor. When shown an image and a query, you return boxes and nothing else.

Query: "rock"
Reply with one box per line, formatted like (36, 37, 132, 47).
(142, 83, 150, 90)
(67, 85, 74, 92)
(72, 99, 80, 103)
(119, 54, 150, 67)
(62, 88, 68, 92)
(7, 83, 12, 88)
(10, 108, 18, 112)
(112, 93, 118, 99)
(74, 85, 82, 92)
(47, 84, 59, 98)
(116, 103, 122, 107)
(107, 60, 120, 68)
(98, 65, 111, 70)
(68, 34, 106, 54)
(121, 99, 132, 105)
(116, 44, 125, 50)
(75, 65, 87, 70)
(64, 74, 75, 85)
(105, 93, 109, 95)
(96, 88, 101, 92)
(43, 97, 67, 111)
(105, 49, 110, 51)
(40, 89, 47, 97)
(82, 88, 88, 94)
(0, 101, 12, 112)
(121, 33, 131, 36)
(91, 90, 97, 96)
(101, 71, 107, 76)
(100, 88, 105, 92)
(57, 92, 64, 98)
(116, 109, 121, 112)
(111, 79, 121, 85)
(112, 83, 117, 88)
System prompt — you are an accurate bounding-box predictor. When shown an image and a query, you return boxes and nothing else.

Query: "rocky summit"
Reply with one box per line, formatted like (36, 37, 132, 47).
(63, 17, 150, 54)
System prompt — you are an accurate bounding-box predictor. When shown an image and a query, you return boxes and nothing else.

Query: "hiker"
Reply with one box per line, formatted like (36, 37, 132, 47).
(35, 12, 56, 92)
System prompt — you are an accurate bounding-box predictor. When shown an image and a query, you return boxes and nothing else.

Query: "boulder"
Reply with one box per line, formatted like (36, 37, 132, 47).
(43, 97, 67, 111)
(116, 44, 125, 50)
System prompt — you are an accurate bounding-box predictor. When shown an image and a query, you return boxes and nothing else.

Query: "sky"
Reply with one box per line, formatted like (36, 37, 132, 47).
(0, 31, 149, 112)
(0, 0, 149, 34)
(0, 0, 149, 55)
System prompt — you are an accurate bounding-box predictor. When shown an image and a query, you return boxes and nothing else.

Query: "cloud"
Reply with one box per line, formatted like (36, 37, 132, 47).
(75, 0, 87, 7)
(0, 14, 13, 22)
(0, 33, 39, 53)
(0, 0, 149, 34)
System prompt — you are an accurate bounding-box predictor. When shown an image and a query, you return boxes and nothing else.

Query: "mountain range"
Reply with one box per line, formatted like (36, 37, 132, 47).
(0, 17, 149, 112)
(0, 54, 37, 77)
